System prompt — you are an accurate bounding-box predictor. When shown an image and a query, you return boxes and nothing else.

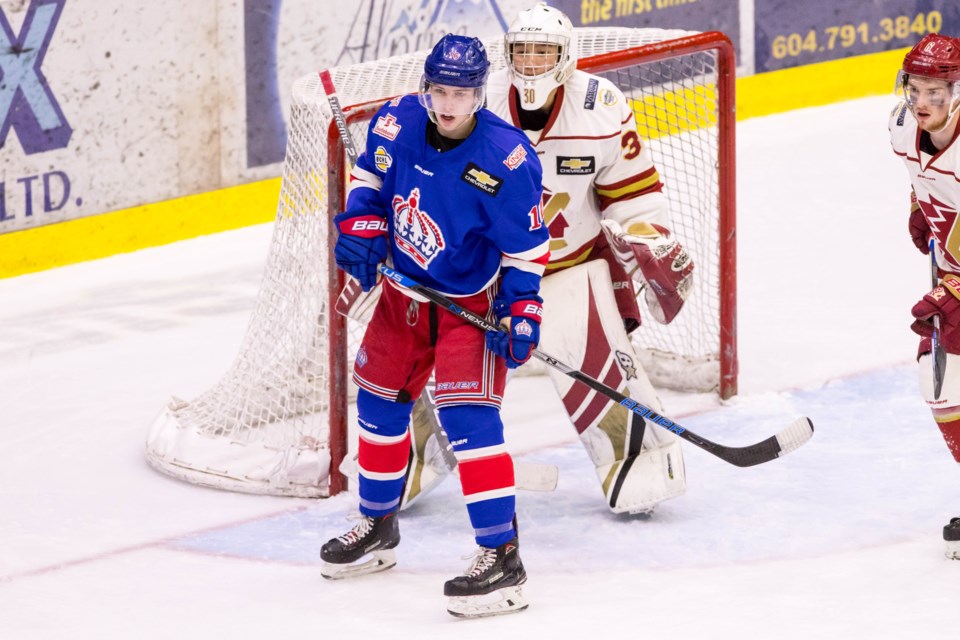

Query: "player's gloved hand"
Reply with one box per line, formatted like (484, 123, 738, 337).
(334, 212, 388, 291)
(909, 195, 930, 255)
(485, 299, 542, 369)
(911, 274, 960, 353)
(601, 219, 694, 324)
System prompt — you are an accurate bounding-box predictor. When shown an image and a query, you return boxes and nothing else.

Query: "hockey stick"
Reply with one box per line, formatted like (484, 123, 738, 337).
(930, 237, 947, 400)
(320, 70, 559, 490)
(379, 264, 814, 468)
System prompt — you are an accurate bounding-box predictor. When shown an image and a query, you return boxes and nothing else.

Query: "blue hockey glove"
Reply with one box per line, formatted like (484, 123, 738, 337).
(334, 213, 388, 291)
(485, 299, 543, 368)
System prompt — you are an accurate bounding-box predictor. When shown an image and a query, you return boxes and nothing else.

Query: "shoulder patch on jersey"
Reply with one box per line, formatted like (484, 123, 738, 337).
(598, 88, 619, 107)
(373, 113, 401, 140)
(374, 146, 393, 172)
(504, 144, 528, 171)
(557, 155, 595, 175)
(895, 103, 907, 126)
(461, 162, 503, 196)
(584, 78, 599, 110)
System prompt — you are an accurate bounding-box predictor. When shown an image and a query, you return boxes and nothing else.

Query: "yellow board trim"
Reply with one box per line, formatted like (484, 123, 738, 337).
(0, 46, 910, 280)
(0, 178, 280, 279)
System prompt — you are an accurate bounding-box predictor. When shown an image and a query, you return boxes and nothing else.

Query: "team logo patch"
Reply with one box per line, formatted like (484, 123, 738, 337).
(513, 319, 534, 338)
(584, 78, 599, 110)
(356, 345, 368, 368)
(557, 156, 595, 175)
(504, 144, 528, 170)
(392, 187, 446, 267)
(599, 88, 619, 107)
(373, 113, 401, 140)
(374, 146, 393, 172)
(615, 350, 637, 380)
(461, 162, 503, 195)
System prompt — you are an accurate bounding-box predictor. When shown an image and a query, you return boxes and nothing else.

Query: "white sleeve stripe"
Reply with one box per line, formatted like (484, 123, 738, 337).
(358, 466, 407, 482)
(359, 430, 408, 445)
(350, 166, 383, 188)
(501, 256, 546, 276)
(502, 239, 550, 261)
(464, 486, 516, 504)
(454, 443, 509, 461)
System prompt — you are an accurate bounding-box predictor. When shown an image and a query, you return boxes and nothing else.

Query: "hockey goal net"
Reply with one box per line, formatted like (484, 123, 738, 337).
(145, 28, 736, 499)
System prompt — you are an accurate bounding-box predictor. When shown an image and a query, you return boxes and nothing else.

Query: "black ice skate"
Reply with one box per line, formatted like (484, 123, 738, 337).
(444, 537, 528, 618)
(320, 512, 400, 579)
(944, 517, 960, 560)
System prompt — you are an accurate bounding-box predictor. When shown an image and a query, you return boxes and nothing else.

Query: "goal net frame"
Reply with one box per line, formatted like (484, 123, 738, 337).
(145, 28, 737, 500)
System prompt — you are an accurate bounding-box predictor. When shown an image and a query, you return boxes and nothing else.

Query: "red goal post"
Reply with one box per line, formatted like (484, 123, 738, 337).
(146, 28, 737, 500)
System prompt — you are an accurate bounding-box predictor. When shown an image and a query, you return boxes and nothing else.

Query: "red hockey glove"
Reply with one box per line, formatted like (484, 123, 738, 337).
(485, 299, 542, 369)
(911, 274, 960, 353)
(334, 212, 388, 291)
(601, 219, 694, 324)
(909, 193, 930, 255)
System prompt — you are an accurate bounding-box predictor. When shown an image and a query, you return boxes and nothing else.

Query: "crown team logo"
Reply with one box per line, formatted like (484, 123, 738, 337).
(392, 188, 446, 268)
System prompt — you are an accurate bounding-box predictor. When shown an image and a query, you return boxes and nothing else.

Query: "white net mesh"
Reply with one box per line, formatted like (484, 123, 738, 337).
(145, 28, 735, 498)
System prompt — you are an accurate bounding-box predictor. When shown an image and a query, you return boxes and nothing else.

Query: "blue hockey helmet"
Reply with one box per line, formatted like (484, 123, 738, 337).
(423, 34, 489, 88)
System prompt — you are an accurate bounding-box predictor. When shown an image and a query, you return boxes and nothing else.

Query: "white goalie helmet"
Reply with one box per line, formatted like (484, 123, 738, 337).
(504, 2, 578, 110)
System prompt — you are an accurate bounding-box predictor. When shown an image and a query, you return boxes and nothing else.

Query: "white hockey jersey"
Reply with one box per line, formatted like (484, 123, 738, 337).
(889, 101, 960, 273)
(486, 68, 669, 270)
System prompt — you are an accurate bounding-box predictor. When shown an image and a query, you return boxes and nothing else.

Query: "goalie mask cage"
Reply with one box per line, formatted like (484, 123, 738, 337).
(145, 28, 736, 499)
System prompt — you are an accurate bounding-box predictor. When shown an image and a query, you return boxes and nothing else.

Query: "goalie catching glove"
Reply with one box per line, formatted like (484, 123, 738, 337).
(601, 219, 694, 324)
(334, 212, 388, 291)
(485, 298, 542, 369)
(912, 274, 960, 353)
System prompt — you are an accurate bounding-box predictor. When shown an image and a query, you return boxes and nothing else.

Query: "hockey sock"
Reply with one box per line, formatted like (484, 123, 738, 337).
(935, 416, 960, 462)
(439, 405, 517, 548)
(356, 389, 413, 516)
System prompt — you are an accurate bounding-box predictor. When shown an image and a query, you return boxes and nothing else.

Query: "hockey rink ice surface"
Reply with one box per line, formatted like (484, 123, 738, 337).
(3, 96, 959, 638)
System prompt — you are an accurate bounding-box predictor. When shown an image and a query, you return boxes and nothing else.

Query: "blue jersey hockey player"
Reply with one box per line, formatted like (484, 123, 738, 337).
(320, 33, 549, 618)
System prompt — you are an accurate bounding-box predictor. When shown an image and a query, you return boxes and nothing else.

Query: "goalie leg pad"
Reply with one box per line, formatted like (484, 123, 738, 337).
(539, 260, 686, 513)
(400, 386, 456, 509)
(596, 436, 686, 514)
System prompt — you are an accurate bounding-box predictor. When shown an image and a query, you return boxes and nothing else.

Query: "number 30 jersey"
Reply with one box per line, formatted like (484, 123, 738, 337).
(486, 68, 670, 270)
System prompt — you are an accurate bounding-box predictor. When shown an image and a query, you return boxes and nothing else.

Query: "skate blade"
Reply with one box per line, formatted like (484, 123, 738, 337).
(447, 585, 527, 619)
(321, 549, 396, 580)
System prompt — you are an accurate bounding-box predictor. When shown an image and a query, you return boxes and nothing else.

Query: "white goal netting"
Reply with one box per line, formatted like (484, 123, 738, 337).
(145, 28, 736, 498)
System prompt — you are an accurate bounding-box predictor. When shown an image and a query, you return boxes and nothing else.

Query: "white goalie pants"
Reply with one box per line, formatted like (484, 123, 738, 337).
(539, 259, 686, 513)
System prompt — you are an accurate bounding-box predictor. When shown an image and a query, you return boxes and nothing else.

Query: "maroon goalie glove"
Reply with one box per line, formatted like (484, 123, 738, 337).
(911, 274, 960, 353)
(909, 192, 930, 255)
(601, 219, 694, 324)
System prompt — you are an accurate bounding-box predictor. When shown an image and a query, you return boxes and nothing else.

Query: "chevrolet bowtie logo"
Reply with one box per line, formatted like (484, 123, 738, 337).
(560, 158, 591, 170)
(468, 168, 498, 186)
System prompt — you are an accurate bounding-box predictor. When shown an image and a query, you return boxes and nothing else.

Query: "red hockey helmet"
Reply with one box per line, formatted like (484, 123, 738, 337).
(902, 34, 960, 81)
